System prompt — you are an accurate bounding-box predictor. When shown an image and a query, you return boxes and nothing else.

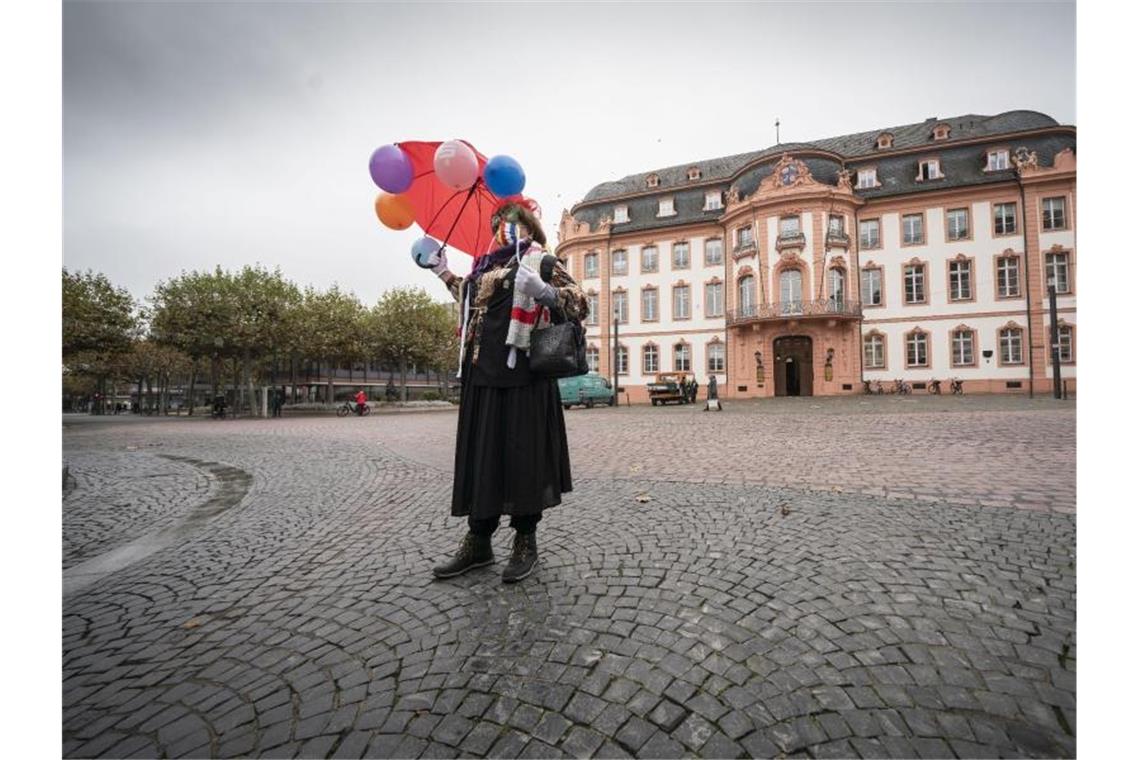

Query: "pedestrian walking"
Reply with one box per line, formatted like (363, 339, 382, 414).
(691, 377, 700, 404)
(425, 199, 588, 583)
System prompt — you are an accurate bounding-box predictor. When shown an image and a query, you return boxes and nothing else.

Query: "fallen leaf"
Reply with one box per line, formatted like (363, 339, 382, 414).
(779, 504, 791, 516)
(634, 494, 651, 503)
(181, 616, 207, 629)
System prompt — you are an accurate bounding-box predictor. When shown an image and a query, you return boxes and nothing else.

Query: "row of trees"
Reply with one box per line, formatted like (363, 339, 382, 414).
(62, 266, 459, 415)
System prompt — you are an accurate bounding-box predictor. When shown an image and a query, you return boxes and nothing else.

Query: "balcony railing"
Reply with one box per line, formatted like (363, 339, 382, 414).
(775, 231, 806, 251)
(732, 241, 757, 258)
(826, 230, 850, 247)
(727, 298, 862, 326)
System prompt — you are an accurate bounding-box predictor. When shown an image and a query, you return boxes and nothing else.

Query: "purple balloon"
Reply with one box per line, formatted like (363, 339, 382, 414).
(369, 144, 413, 193)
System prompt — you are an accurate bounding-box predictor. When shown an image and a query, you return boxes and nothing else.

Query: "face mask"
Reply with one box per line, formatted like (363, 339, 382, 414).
(494, 219, 520, 247)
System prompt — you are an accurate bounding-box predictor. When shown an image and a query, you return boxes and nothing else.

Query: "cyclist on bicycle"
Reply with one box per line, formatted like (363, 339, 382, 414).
(354, 389, 367, 416)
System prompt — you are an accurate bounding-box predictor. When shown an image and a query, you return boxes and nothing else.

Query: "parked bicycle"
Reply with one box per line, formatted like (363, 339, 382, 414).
(928, 379, 942, 395)
(949, 378, 964, 395)
(863, 380, 885, 396)
(337, 400, 371, 417)
(893, 378, 912, 395)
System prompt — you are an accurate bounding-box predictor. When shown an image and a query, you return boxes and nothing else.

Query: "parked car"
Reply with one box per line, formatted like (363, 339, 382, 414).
(558, 373, 615, 409)
(648, 373, 692, 406)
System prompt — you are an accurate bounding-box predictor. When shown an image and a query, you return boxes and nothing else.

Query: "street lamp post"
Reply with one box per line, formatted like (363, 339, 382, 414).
(1047, 275, 1062, 399)
(612, 294, 620, 403)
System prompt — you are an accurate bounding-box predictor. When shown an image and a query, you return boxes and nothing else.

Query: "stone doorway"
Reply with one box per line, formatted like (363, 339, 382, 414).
(774, 336, 813, 397)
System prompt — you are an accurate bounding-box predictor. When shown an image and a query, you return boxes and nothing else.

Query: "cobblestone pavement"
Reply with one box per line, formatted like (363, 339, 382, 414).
(62, 398, 1076, 759)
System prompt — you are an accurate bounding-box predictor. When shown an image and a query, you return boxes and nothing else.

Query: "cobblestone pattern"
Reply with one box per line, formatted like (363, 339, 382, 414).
(62, 409, 1076, 759)
(63, 450, 212, 568)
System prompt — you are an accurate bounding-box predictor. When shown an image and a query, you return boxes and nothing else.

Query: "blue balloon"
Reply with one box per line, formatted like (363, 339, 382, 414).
(483, 155, 526, 198)
(411, 237, 441, 268)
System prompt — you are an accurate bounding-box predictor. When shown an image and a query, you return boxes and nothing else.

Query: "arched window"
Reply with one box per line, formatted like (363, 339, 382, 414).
(738, 275, 755, 316)
(905, 329, 929, 368)
(780, 269, 803, 314)
(828, 268, 846, 309)
(586, 345, 600, 372)
(642, 344, 659, 374)
(863, 333, 885, 369)
(707, 342, 725, 373)
(673, 343, 691, 372)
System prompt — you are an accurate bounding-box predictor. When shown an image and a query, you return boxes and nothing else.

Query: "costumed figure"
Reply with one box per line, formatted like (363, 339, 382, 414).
(424, 199, 588, 583)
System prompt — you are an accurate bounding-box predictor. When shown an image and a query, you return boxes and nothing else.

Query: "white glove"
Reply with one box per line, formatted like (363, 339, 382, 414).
(427, 248, 449, 276)
(515, 264, 553, 301)
(507, 346, 517, 369)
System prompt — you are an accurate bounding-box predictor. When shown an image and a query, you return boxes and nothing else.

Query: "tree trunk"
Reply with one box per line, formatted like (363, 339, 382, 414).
(400, 359, 409, 402)
(188, 363, 198, 416)
(244, 349, 257, 418)
(326, 358, 335, 405)
(290, 356, 298, 403)
(232, 357, 241, 417)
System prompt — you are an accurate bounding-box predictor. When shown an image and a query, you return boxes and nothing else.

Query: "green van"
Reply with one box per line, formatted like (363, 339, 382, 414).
(558, 373, 615, 409)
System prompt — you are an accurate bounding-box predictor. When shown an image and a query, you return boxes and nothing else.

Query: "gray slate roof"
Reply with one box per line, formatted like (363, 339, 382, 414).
(580, 110, 1064, 204)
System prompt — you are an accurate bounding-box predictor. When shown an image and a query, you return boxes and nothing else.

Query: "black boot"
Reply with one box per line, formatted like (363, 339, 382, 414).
(432, 532, 494, 579)
(502, 531, 538, 583)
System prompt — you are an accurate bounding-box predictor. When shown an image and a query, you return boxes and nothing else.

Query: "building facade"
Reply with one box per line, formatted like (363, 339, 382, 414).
(555, 110, 1076, 402)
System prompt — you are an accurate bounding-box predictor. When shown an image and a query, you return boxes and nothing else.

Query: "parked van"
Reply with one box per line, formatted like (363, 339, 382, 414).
(557, 373, 615, 409)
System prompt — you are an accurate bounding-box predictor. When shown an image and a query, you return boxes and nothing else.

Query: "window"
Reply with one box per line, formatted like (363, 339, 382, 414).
(705, 282, 724, 317)
(641, 245, 658, 273)
(704, 191, 722, 210)
(857, 169, 878, 189)
(1043, 197, 1067, 230)
(738, 275, 755, 315)
(779, 269, 803, 313)
(586, 293, 599, 325)
(672, 241, 690, 269)
(688, 167, 702, 181)
(828, 269, 846, 308)
(658, 197, 675, 217)
(643, 344, 659, 374)
(906, 331, 929, 367)
(736, 226, 754, 248)
(904, 263, 926, 304)
(987, 149, 1010, 171)
(646, 174, 659, 188)
(673, 285, 691, 319)
(673, 343, 691, 372)
(1000, 327, 1024, 365)
(616, 345, 629, 375)
(861, 267, 883, 306)
(994, 202, 1017, 235)
(947, 208, 969, 241)
(641, 288, 658, 322)
(918, 159, 942, 180)
(1045, 252, 1071, 293)
(997, 255, 1021, 297)
(933, 124, 950, 140)
(877, 133, 894, 149)
(614, 205, 629, 224)
(1057, 325, 1073, 363)
(902, 213, 925, 245)
(859, 219, 881, 249)
(704, 238, 723, 266)
(708, 343, 725, 373)
(828, 215, 845, 235)
(863, 334, 885, 369)
(584, 252, 599, 278)
(611, 249, 628, 276)
(948, 259, 972, 301)
(612, 290, 628, 323)
(951, 329, 975, 366)
(779, 216, 801, 236)
(586, 345, 600, 372)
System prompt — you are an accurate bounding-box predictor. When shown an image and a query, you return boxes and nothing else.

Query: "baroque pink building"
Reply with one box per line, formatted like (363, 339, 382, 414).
(555, 111, 1076, 402)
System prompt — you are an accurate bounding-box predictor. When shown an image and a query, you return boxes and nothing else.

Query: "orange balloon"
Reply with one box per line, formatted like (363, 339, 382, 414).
(375, 192, 416, 230)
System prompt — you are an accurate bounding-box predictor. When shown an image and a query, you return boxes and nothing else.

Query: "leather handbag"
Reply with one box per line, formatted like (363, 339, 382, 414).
(529, 307, 588, 378)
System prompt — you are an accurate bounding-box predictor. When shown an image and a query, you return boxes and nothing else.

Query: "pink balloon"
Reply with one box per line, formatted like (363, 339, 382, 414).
(433, 140, 479, 190)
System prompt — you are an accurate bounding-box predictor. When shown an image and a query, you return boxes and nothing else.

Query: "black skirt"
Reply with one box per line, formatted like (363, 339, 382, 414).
(451, 377, 572, 519)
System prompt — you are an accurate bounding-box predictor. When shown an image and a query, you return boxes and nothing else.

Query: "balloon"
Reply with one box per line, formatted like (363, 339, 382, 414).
(484, 155, 526, 198)
(411, 237, 441, 268)
(375, 192, 415, 230)
(433, 140, 479, 190)
(369, 144, 413, 193)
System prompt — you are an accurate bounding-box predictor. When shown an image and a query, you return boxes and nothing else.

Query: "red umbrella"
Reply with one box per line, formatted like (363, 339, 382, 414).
(397, 141, 521, 259)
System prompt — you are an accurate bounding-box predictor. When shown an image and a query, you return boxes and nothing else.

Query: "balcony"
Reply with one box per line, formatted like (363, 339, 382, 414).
(775, 231, 806, 251)
(732, 241, 757, 259)
(826, 230, 850, 248)
(727, 298, 862, 326)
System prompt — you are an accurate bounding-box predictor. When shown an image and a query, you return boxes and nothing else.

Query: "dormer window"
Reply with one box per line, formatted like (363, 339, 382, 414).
(646, 173, 660, 188)
(986, 149, 1010, 171)
(917, 159, 943, 181)
(687, 167, 702, 181)
(856, 168, 878, 189)
(876, 132, 894, 150)
(613, 205, 629, 224)
(657, 197, 675, 217)
(932, 123, 951, 140)
(704, 191, 722, 211)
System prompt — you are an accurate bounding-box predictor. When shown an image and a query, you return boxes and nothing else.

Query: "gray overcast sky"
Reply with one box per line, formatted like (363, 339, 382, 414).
(63, 0, 1075, 306)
